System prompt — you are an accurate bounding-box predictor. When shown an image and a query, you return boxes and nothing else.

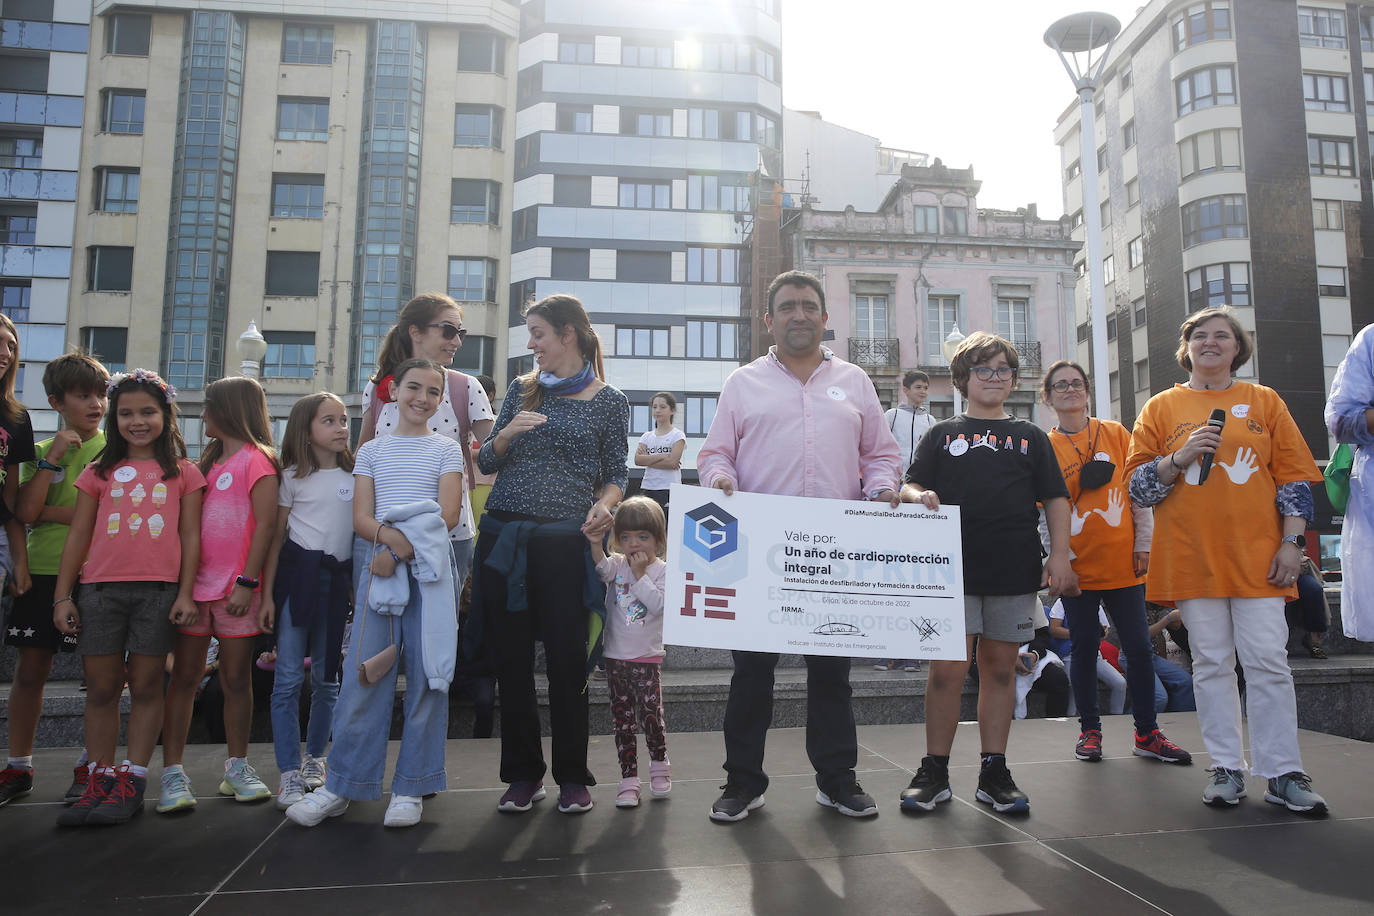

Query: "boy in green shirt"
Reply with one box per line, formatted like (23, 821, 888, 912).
(0, 353, 109, 807)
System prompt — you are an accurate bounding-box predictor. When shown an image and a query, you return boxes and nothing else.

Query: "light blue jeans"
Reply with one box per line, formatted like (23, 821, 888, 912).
(270, 588, 341, 774)
(325, 536, 470, 800)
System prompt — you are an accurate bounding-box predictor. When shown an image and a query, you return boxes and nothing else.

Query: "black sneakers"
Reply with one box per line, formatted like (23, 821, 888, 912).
(0, 766, 33, 807)
(709, 783, 765, 822)
(816, 779, 878, 817)
(87, 765, 146, 825)
(899, 757, 952, 812)
(57, 770, 114, 826)
(975, 757, 1029, 814)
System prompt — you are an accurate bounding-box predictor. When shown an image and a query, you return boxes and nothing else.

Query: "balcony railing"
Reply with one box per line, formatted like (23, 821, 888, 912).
(849, 337, 900, 371)
(1013, 340, 1043, 375)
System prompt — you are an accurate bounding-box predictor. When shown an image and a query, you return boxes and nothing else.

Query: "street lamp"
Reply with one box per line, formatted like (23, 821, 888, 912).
(942, 324, 966, 416)
(1045, 11, 1120, 420)
(236, 319, 268, 379)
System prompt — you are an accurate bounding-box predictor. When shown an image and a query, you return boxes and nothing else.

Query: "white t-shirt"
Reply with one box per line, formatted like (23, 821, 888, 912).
(885, 405, 936, 473)
(638, 427, 686, 490)
(354, 433, 466, 531)
(279, 466, 355, 561)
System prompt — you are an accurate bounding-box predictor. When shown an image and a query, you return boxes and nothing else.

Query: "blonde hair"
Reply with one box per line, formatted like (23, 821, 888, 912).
(280, 392, 354, 478)
(1176, 306, 1253, 373)
(198, 376, 280, 476)
(517, 294, 605, 412)
(0, 313, 24, 426)
(612, 495, 668, 557)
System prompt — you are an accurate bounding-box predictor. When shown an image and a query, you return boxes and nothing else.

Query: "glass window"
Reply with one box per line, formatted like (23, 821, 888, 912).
(615, 326, 670, 357)
(0, 206, 35, 244)
(619, 180, 671, 209)
(270, 173, 324, 218)
(450, 179, 500, 224)
(1172, 1, 1232, 50)
(0, 281, 30, 322)
(263, 331, 316, 379)
(1101, 200, 1112, 228)
(617, 251, 671, 283)
(264, 251, 320, 297)
(550, 247, 589, 280)
(1179, 128, 1243, 180)
(913, 205, 938, 232)
(631, 404, 651, 433)
(96, 168, 139, 213)
(924, 295, 958, 363)
(106, 14, 151, 56)
(101, 89, 145, 134)
(552, 175, 590, 207)
(687, 108, 720, 139)
(1175, 65, 1236, 116)
(558, 40, 593, 63)
(1181, 195, 1248, 248)
(1107, 313, 1118, 341)
(942, 207, 967, 235)
(1103, 255, 1116, 285)
(1133, 297, 1147, 327)
(686, 319, 740, 359)
(1313, 198, 1344, 230)
(995, 297, 1028, 343)
(451, 335, 494, 376)
(81, 326, 127, 373)
(1303, 73, 1350, 111)
(455, 104, 502, 148)
(1128, 236, 1143, 269)
(1318, 266, 1348, 297)
(87, 246, 133, 292)
(1065, 160, 1081, 181)
(458, 31, 505, 73)
(1299, 6, 1347, 48)
(1363, 13, 1374, 51)
(1120, 69, 1133, 90)
(1186, 262, 1250, 308)
(1308, 136, 1355, 177)
(1122, 120, 1136, 150)
(282, 24, 333, 64)
(447, 257, 495, 302)
(1126, 178, 1140, 208)
(621, 43, 673, 67)
(0, 135, 42, 168)
(556, 105, 592, 133)
(1135, 358, 1150, 391)
(853, 295, 889, 339)
(622, 108, 673, 137)
(276, 97, 328, 141)
(685, 395, 717, 436)
(755, 114, 779, 149)
(1097, 145, 1109, 172)
(685, 247, 740, 284)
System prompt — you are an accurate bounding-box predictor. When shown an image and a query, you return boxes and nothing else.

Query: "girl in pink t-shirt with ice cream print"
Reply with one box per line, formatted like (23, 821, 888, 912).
(161, 377, 281, 813)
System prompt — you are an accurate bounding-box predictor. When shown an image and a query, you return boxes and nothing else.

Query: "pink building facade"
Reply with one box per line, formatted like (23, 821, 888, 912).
(785, 161, 1081, 427)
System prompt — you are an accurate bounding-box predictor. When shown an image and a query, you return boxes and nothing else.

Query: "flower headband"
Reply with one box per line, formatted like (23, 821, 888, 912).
(106, 368, 177, 403)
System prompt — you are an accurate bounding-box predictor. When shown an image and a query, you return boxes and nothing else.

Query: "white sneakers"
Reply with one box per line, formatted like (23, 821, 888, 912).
(383, 794, 424, 827)
(284, 787, 349, 826)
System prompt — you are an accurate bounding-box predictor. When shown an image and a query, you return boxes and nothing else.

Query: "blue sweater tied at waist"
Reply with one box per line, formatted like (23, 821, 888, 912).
(272, 537, 353, 681)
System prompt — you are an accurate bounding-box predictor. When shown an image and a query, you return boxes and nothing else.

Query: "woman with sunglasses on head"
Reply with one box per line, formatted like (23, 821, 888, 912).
(360, 293, 495, 597)
(1042, 361, 1192, 768)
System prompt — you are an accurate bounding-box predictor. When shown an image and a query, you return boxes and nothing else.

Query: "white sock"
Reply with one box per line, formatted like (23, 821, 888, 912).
(76, 749, 90, 766)
(122, 760, 149, 778)
(7, 756, 33, 770)
(163, 763, 184, 775)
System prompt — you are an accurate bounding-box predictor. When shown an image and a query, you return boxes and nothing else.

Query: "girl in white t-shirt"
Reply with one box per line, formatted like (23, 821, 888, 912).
(634, 392, 685, 519)
(260, 392, 355, 810)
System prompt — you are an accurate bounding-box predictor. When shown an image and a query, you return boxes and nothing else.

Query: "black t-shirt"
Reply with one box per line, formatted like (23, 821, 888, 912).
(0, 409, 36, 525)
(906, 415, 1068, 595)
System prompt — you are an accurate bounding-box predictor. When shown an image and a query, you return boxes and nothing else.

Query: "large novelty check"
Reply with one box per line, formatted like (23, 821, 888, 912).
(664, 484, 966, 660)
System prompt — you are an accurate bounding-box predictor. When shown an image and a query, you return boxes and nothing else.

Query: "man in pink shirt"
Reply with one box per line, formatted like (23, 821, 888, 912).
(698, 270, 902, 822)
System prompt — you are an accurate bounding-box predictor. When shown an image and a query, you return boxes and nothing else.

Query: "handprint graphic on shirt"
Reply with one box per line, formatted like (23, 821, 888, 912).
(1181, 455, 1203, 486)
(1217, 446, 1260, 485)
(1092, 488, 1126, 527)
(1070, 505, 1089, 536)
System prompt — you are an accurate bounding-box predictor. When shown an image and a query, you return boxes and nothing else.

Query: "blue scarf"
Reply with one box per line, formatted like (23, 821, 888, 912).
(538, 360, 595, 395)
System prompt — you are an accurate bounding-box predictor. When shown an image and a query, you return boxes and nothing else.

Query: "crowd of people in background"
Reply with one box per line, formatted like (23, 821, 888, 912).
(2, 268, 1370, 831)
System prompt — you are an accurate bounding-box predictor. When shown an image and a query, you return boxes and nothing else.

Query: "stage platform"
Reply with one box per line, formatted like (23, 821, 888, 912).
(3, 713, 1370, 915)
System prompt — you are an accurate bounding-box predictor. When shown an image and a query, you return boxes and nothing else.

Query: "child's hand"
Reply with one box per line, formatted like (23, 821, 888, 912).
(9, 564, 30, 596)
(170, 596, 198, 628)
(45, 429, 82, 463)
(371, 548, 397, 578)
(226, 583, 254, 617)
(257, 597, 275, 633)
(53, 599, 80, 635)
(628, 550, 649, 579)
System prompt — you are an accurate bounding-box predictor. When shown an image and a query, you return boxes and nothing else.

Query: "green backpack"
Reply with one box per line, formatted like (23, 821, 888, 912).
(1325, 443, 1354, 514)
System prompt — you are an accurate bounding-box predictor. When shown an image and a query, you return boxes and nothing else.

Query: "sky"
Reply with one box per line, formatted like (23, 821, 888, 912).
(780, 0, 1150, 217)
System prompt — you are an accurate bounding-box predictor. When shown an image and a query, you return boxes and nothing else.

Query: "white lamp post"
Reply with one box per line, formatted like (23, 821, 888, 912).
(237, 319, 268, 379)
(1045, 11, 1120, 420)
(942, 324, 966, 416)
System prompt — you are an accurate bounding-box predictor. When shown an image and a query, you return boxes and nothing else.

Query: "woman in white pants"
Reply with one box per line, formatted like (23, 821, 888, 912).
(1125, 307, 1326, 815)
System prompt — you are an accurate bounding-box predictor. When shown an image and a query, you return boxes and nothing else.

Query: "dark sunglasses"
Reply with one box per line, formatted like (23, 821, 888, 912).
(428, 322, 468, 342)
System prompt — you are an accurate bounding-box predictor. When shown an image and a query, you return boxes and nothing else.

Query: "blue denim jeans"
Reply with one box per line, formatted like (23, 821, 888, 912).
(1120, 651, 1197, 713)
(324, 535, 469, 800)
(270, 585, 341, 773)
(1059, 584, 1157, 735)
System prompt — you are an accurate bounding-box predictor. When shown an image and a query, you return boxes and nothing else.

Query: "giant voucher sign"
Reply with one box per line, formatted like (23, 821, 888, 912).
(664, 484, 966, 660)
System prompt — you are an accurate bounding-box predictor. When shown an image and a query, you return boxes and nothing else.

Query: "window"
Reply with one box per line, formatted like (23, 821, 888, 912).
(924, 295, 959, 363)
(81, 326, 127, 373)
(631, 404, 651, 433)
(685, 247, 739, 283)
(1308, 136, 1355, 177)
(622, 108, 672, 137)
(1071, 210, 1084, 229)
(270, 174, 323, 218)
(755, 114, 779, 149)
(265, 251, 320, 297)
(1303, 73, 1350, 111)
(450, 179, 500, 224)
(276, 97, 328, 141)
(0, 282, 30, 322)
(455, 104, 502, 148)
(684, 396, 718, 436)
(854, 295, 889, 338)
(452, 335, 495, 376)
(1103, 255, 1116, 285)
(107, 13, 151, 55)
(1126, 178, 1140, 208)
(1186, 262, 1250, 308)
(1065, 160, 1081, 181)
(550, 248, 589, 280)
(942, 207, 967, 235)
(1299, 6, 1347, 48)
(282, 23, 333, 64)
(1095, 97, 1105, 121)
(1077, 321, 1090, 343)
(102, 89, 145, 134)
(514, 135, 537, 168)
(0, 206, 35, 244)
(1128, 236, 1143, 269)
(1364, 13, 1374, 51)
(995, 297, 1028, 343)
(1097, 145, 1109, 172)
(686, 320, 739, 359)
(552, 175, 590, 207)
(1122, 120, 1136, 150)
(1133, 297, 1147, 327)
(263, 332, 316, 379)
(913, 205, 938, 233)
(622, 43, 673, 67)
(87, 246, 133, 292)
(1107, 313, 1118, 341)
(447, 257, 496, 303)
(616, 251, 671, 283)
(458, 31, 505, 73)
(687, 108, 720, 139)
(1178, 128, 1243, 180)
(615, 326, 670, 357)
(1181, 195, 1247, 248)
(1175, 65, 1236, 116)
(0, 135, 41, 168)
(1109, 372, 1120, 402)
(755, 47, 776, 81)
(1318, 266, 1348, 297)
(1135, 358, 1150, 391)
(1313, 198, 1344, 230)
(1120, 69, 1133, 91)
(556, 105, 592, 133)
(685, 174, 749, 212)
(1173, 1, 1232, 49)
(96, 168, 139, 213)
(512, 207, 537, 241)
(619, 180, 671, 209)
(558, 40, 593, 63)
(1100, 200, 1112, 228)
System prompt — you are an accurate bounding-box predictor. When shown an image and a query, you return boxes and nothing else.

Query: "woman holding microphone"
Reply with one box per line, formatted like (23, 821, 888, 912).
(1125, 307, 1326, 814)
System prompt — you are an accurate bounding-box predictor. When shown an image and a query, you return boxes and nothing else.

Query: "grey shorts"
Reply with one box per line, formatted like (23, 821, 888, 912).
(76, 581, 177, 657)
(965, 593, 1038, 644)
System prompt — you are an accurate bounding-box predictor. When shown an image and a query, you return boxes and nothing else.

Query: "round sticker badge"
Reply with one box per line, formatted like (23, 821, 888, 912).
(1231, 404, 1250, 418)
(826, 386, 846, 401)
(114, 465, 138, 483)
(216, 472, 234, 491)
(337, 486, 354, 501)
(949, 438, 970, 457)
(1094, 452, 1111, 462)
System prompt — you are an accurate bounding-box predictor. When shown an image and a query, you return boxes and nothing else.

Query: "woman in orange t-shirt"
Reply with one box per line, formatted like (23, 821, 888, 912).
(1042, 361, 1190, 766)
(1125, 307, 1325, 815)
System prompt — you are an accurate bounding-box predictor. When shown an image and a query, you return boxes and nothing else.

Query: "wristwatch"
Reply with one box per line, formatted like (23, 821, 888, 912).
(36, 458, 61, 473)
(1281, 534, 1307, 549)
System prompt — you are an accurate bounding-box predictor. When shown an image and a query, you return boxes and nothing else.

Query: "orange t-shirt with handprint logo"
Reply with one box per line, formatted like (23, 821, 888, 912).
(1125, 382, 1320, 606)
(1050, 418, 1142, 590)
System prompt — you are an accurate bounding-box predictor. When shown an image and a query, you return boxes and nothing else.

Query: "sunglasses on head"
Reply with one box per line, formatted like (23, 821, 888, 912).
(428, 322, 468, 342)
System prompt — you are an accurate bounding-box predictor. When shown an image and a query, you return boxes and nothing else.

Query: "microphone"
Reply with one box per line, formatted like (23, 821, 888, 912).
(1197, 408, 1227, 483)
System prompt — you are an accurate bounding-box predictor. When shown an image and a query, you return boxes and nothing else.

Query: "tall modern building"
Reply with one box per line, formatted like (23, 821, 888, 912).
(1054, 0, 1371, 477)
(69, 0, 519, 446)
(511, 0, 782, 469)
(1, 0, 90, 436)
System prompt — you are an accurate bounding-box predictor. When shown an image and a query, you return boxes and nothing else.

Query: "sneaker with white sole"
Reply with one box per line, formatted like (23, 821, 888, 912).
(649, 759, 671, 798)
(383, 794, 423, 827)
(709, 783, 764, 822)
(1264, 771, 1327, 815)
(220, 759, 271, 803)
(616, 777, 641, 808)
(497, 780, 546, 812)
(899, 757, 952, 812)
(816, 780, 878, 818)
(301, 755, 326, 790)
(1202, 767, 1247, 807)
(285, 787, 349, 826)
(557, 783, 593, 813)
(275, 770, 309, 811)
(156, 766, 197, 814)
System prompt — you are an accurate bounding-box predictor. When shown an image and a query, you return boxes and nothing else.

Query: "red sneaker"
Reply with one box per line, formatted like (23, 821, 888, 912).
(1074, 729, 1103, 762)
(65, 764, 89, 805)
(1134, 729, 1193, 765)
(57, 768, 114, 826)
(0, 766, 33, 807)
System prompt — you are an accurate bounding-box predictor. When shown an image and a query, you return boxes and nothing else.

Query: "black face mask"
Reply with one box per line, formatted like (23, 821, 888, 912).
(1079, 459, 1115, 491)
